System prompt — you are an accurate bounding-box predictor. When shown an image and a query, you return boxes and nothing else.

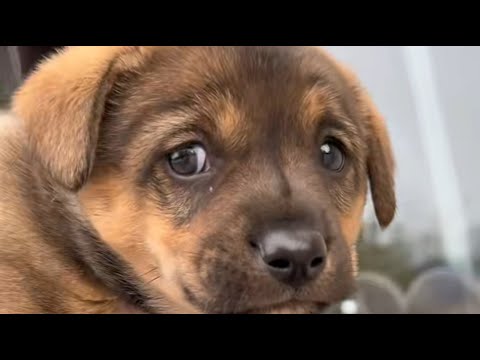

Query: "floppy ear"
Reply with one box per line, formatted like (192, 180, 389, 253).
(319, 48, 396, 228)
(361, 91, 396, 228)
(12, 46, 153, 190)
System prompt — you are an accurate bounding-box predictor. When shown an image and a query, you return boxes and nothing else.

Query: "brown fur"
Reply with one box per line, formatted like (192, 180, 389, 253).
(0, 47, 396, 314)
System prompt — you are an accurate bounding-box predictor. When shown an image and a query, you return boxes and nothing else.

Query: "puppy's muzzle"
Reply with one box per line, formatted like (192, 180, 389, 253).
(251, 228, 327, 288)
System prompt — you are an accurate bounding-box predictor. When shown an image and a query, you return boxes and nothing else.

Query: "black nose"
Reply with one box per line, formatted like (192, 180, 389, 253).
(253, 229, 327, 288)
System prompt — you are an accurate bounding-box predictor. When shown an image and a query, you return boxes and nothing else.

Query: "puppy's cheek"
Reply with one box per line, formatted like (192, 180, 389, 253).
(144, 212, 206, 302)
(79, 178, 159, 276)
(338, 193, 367, 246)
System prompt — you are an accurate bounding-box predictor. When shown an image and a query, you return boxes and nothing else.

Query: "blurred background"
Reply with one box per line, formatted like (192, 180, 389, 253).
(1, 46, 479, 314)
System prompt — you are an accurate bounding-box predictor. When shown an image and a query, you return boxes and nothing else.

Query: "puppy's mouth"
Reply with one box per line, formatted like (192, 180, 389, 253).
(181, 281, 332, 314)
(235, 300, 329, 314)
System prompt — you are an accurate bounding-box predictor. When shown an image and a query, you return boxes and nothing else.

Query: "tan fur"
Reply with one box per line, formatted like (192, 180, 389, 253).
(299, 85, 332, 131)
(143, 216, 200, 314)
(339, 193, 367, 246)
(79, 174, 152, 275)
(12, 46, 157, 190)
(214, 94, 249, 152)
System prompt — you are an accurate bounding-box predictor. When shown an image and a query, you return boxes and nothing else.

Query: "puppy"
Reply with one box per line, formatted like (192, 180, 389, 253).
(0, 46, 396, 314)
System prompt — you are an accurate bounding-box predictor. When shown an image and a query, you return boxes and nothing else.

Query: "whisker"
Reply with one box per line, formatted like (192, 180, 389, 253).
(146, 275, 162, 285)
(140, 267, 158, 277)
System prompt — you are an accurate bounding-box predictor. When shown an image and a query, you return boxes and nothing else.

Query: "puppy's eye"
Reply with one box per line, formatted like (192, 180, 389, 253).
(320, 141, 345, 172)
(168, 144, 209, 176)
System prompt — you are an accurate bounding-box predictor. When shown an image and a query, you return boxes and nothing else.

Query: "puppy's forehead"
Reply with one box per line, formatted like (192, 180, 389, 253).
(146, 46, 333, 80)
(123, 47, 358, 153)
(144, 46, 348, 102)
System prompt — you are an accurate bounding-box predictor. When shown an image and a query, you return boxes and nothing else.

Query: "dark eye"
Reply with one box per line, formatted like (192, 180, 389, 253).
(320, 141, 345, 172)
(168, 144, 209, 176)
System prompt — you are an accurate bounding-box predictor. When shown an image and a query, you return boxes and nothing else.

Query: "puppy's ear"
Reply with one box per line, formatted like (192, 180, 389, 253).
(320, 48, 396, 228)
(361, 91, 396, 228)
(12, 46, 153, 190)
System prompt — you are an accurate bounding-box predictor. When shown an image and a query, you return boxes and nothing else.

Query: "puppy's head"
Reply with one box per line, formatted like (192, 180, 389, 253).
(13, 46, 396, 313)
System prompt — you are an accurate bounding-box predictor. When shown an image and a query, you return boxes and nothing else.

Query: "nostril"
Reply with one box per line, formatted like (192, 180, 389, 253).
(310, 257, 324, 268)
(268, 259, 291, 269)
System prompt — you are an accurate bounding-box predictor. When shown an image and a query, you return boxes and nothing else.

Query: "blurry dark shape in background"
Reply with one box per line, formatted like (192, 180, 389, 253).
(0, 46, 20, 107)
(406, 267, 480, 314)
(16, 46, 59, 77)
(324, 267, 480, 314)
(358, 221, 448, 290)
(323, 272, 405, 314)
(0, 46, 61, 107)
(327, 222, 480, 314)
(355, 272, 406, 314)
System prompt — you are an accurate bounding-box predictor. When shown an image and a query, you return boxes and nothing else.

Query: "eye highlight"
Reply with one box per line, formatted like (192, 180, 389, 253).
(320, 141, 345, 172)
(168, 144, 210, 176)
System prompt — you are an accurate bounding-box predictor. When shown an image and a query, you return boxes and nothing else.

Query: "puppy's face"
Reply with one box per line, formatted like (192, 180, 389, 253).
(13, 46, 396, 313)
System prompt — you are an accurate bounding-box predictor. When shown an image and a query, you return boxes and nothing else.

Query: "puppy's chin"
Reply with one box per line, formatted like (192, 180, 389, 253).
(238, 301, 327, 314)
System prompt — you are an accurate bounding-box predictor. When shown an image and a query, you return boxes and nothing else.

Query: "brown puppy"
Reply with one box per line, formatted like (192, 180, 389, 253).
(0, 46, 396, 314)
